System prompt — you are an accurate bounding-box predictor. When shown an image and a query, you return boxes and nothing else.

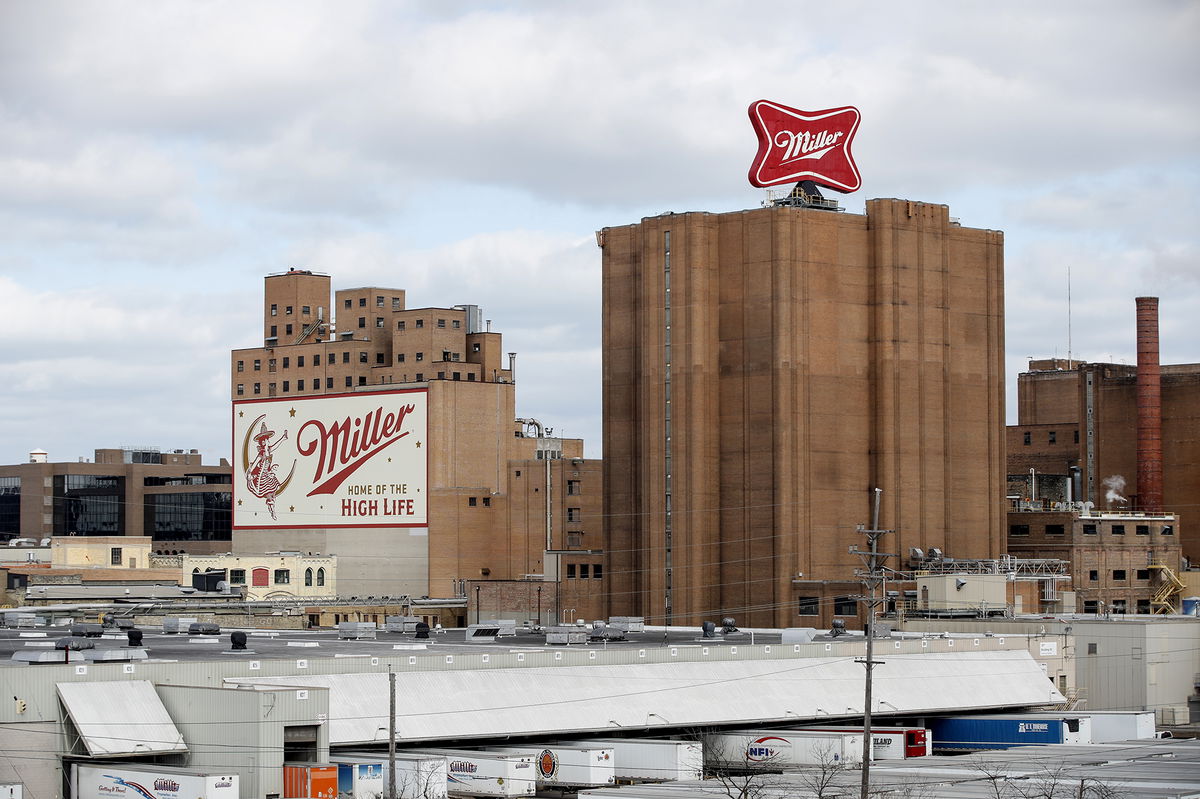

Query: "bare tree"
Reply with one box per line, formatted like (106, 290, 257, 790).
(703, 733, 784, 799)
(793, 742, 852, 798)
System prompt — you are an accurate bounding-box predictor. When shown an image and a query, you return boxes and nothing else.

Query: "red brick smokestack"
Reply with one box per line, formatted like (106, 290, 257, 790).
(1136, 296, 1163, 512)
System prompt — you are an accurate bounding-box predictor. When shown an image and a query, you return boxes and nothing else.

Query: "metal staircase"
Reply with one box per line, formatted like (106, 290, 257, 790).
(1148, 562, 1186, 614)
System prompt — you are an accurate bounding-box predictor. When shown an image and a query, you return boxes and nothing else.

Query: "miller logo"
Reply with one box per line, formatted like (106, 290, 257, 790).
(537, 749, 559, 778)
(747, 100, 861, 192)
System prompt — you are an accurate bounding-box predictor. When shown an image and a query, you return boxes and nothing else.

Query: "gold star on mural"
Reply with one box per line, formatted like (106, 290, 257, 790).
(237, 499, 243, 506)
(289, 408, 297, 417)
(415, 441, 422, 448)
(238, 410, 244, 417)
(289, 506, 295, 513)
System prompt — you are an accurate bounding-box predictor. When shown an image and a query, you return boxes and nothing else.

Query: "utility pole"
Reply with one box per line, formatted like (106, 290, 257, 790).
(388, 671, 397, 799)
(850, 487, 894, 799)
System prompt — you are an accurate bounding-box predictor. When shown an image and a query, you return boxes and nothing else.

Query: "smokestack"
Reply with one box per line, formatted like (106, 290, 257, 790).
(1135, 297, 1163, 513)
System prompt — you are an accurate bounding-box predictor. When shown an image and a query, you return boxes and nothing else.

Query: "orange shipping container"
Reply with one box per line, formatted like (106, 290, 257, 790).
(283, 764, 338, 799)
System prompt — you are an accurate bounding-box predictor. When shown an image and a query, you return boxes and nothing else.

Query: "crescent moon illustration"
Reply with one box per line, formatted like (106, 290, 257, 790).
(242, 412, 297, 496)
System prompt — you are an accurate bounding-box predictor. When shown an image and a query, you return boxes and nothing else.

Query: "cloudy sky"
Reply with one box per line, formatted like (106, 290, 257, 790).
(1, 1, 1196, 465)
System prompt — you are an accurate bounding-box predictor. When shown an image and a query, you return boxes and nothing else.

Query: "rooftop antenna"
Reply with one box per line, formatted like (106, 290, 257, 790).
(1067, 261, 1073, 366)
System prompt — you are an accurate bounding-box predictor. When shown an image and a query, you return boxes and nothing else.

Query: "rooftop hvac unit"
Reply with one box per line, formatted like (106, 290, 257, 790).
(465, 623, 502, 642)
(337, 622, 377, 640)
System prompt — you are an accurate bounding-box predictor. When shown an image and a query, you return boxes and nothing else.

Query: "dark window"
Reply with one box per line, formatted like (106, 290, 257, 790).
(453, 372, 460, 380)
(468, 497, 477, 507)
(304, 568, 313, 587)
(1083, 523, 1097, 535)
(344, 298, 351, 309)
(360, 351, 368, 363)
(1111, 599, 1127, 613)
(376, 317, 384, 328)
(568, 480, 581, 495)
(834, 596, 858, 616)
(376, 353, 385, 365)
(1045, 524, 1064, 536)
(415, 373, 423, 381)
(415, 318, 424, 328)
(473, 343, 481, 352)
(145, 492, 232, 541)
(345, 376, 352, 387)
(416, 352, 423, 361)
(1136, 525, 1150, 536)
(1136, 569, 1150, 580)
(274, 569, 290, 585)
(358, 317, 366, 328)
(317, 568, 325, 587)
(1111, 525, 1125, 536)
(302, 305, 311, 315)
(270, 325, 277, 337)
(314, 354, 321, 366)
(326, 377, 333, 389)
(110, 547, 122, 566)
(282, 381, 289, 392)
(230, 569, 245, 585)
(236, 384, 244, 396)
(398, 354, 405, 363)
(270, 304, 278, 316)
(1083, 602, 1098, 615)
(1009, 524, 1030, 536)
(285, 324, 293, 335)
(580, 564, 590, 579)
(453, 319, 461, 329)
(593, 564, 603, 579)
(283, 357, 290, 368)
(467, 373, 475, 381)
(298, 356, 305, 367)
(358, 376, 366, 386)
(376, 296, 384, 307)
(437, 319, 446, 328)
(253, 383, 261, 394)
(566, 564, 576, 579)
(515, 470, 521, 477)
(297, 379, 305, 391)
(392, 297, 401, 311)
(1161, 525, 1174, 536)
(567, 508, 582, 522)
(1023, 431, 1031, 445)
(236, 360, 244, 372)
(285, 305, 292, 315)
(1087, 642, 1098, 653)
(1074, 430, 1080, 443)
(398, 320, 405, 331)
(342, 352, 350, 363)
(1088, 570, 1098, 581)
(1137, 599, 1151, 614)
(437, 371, 445, 380)
(1048, 431, 1056, 444)
(253, 359, 261, 371)
(359, 297, 366, 307)
(798, 596, 820, 616)
(1112, 569, 1126, 581)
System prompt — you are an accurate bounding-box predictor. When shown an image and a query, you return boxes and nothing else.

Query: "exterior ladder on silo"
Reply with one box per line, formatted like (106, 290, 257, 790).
(1148, 563, 1186, 614)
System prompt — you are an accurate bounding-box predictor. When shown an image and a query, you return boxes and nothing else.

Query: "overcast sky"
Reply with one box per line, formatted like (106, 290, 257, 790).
(1, 1, 1196, 465)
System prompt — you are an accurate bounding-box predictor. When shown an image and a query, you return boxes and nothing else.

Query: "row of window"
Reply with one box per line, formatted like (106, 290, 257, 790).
(238, 348, 471, 374)
(1010, 523, 1172, 536)
(467, 496, 492, 507)
(236, 370, 484, 395)
(1021, 429, 1079, 445)
(1088, 568, 1153, 582)
(226, 566, 327, 587)
(565, 563, 602, 579)
(345, 295, 401, 310)
(798, 596, 860, 616)
(1082, 599, 1152, 615)
(270, 304, 313, 316)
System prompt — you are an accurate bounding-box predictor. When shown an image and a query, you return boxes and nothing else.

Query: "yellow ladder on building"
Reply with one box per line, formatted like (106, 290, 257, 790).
(1149, 563, 1186, 614)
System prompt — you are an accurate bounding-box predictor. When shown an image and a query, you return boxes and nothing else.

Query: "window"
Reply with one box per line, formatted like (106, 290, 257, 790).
(270, 304, 278, 316)
(415, 373, 423, 381)
(1045, 524, 1064, 536)
(566, 532, 583, 548)
(567, 508, 582, 522)
(230, 569, 245, 585)
(252, 568, 269, 587)
(297, 356, 305, 367)
(376, 317, 384, 328)
(453, 372, 460, 380)
(415, 318, 424, 328)
(1136, 525, 1150, 536)
(360, 351, 368, 363)
(392, 297, 401, 311)
(515, 470, 521, 477)
(1111, 524, 1125, 536)
(834, 596, 858, 616)
(302, 305, 311, 315)
(285, 305, 293, 315)
(326, 377, 334, 389)
(1048, 431, 1056, 444)
(568, 480, 581, 496)
(359, 297, 366, 307)
(314, 354, 321, 366)
(798, 596, 820, 616)
(270, 325, 278, 337)
(593, 564, 603, 579)
(453, 319, 461, 329)
(376, 353, 385, 365)
(398, 320, 405, 331)
(274, 569, 290, 585)
(358, 317, 366, 328)
(282, 381, 290, 392)
(1083, 602, 1098, 615)
(1137, 599, 1151, 614)
(305, 568, 313, 587)
(110, 547, 122, 566)
(467, 373, 475, 381)
(342, 351, 350, 364)
(415, 352, 423, 361)
(1161, 525, 1174, 536)
(236, 360, 244, 372)
(316, 567, 325, 587)
(473, 343, 481, 353)
(566, 564, 576, 579)
(253, 383, 261, 394)
(253, 359, 261, 371)
(283, 357, 290, 369)
(345, 376, 353, 387)
(268, 358, 277, 371)
(482, 497, 490, 507)
(376, 296, 384, 307)
(1023, 431, 1031, 445)
(437, 318, 446, 328)
(1088, 570, 1098, 581)
(1136, 569, 1150, 580)
(442, 350, 451, 361)
(437, 371, 445, 380)
(1074, 430, 1080, 443)
(468, 497, 477, 507)
(1009, 524, 1030, 536)
(398, 354, 405, 363)
(285, 324, 293, 336)
(1111, 599, 1127, 614)
(1083, 523, 1097, 535)
(344, 298, 352, 309)
(268, 382, 276, 396)
(1087, 642, 1098, 653)
(1112, 569, 1127, 581)
(579, 564, 590, 578)
(297, 379, 305, 391)
(358, 376, 366, 385)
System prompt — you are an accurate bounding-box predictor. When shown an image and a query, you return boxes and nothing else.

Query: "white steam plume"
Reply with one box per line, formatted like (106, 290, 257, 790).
(1102, 474, 1128, 505)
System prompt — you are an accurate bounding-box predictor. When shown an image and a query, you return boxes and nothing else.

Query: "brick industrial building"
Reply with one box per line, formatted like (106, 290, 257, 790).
(230, 271, 604, 624)
(0, 446, 232, 551)
(599, 199, 1006, 628)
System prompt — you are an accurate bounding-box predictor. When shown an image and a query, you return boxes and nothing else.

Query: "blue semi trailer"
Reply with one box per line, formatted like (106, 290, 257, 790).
(929, 715, 1087, 750)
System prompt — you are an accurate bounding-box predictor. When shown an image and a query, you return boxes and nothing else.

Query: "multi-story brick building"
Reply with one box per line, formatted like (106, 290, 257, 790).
(599, 199, 1006, 628)
(231, 271, 605, 624)
(0, 446, 232, 552)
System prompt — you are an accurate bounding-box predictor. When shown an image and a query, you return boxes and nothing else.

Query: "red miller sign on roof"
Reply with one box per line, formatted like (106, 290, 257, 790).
(747, 100, 861, 192)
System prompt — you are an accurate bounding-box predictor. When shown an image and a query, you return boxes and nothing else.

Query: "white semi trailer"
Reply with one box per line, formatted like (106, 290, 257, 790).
(332, 753, 449, 799)
(484, 744, 616, 789)
(404, 749, 536, 797)
(570, 738, 705, 782)
(704, 729, 865, 768)
(72, 764, 238, 799)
